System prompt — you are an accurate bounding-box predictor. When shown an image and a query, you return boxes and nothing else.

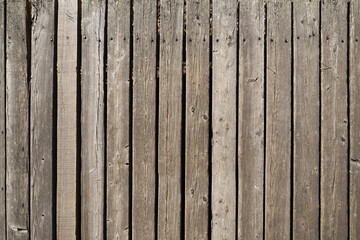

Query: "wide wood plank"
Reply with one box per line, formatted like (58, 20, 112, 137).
(320, 1, 348, 239)
(106, 0, 130, 239)
(57, 0, 77, 238)
(0, 0, 5, 238)
(6, 0, 30, 238)
(184, 0, 210, 239)
(132, 0, 157, 239)
(212, 0, 237, 239)
(238, 0, 264, 239)
(30, 0, 55, 238)
(265, 1, 291, 239)
(158, 0, 183, 239)
(81, 0, 105, 239)
(293, 1, 320, 239)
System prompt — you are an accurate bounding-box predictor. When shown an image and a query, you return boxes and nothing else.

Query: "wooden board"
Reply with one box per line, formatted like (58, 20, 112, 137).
(211, 0, 237, 239)
(158, 0, 183, 238)
(238, 0, 264, 239)
(132, 0, 157, 239)
(265, 1, 291, 239)
(0, 0, 5, 238)
(106, 0, 130, 239)
(350, 1, 360, 238)
(56, 0, 77, 238)
(293, 1, 320, 239)
(6, 0, 30, 238)
(320, 1, 348, 239)
(30, 0, 55, 238)
(81, 0, 105, 239)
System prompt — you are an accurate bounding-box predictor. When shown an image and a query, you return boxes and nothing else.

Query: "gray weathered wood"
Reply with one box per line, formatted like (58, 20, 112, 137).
(238, 0, 264, 239)
(184, 0, 210, 239)
(81, 0, 105, 239)
(106, 0, 130, 239)
(212, 0, 237, 239)
(158, 0, 183, 239)
(0, 0, 5, 238)
(132, 0, 157, 239)
(320, 1, 348, 239)
(350, 1, 360, 238)
(265, 1, 291, 239)
(6, 0, 30, 238)
(57, 0, 77, 238)
(30, 0, 55, 238)
(293, 1, 320, 239)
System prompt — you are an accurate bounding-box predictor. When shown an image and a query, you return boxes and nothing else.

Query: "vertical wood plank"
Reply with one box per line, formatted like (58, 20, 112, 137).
(30, 0, 55, 238)
(212, 0, 237, 239)
(184, 0, 210, 238)
(57, 0, 77, 238)
(320, 1, 348, 239)
(158, 0, 183, 239)
(293, 1, 320, 239)
(132, 0, 157, 239)
(350, 1, 360, 239)
(0, 0, 5, 238)
(81, 0, 105, 239)
(6, 0, 29, 238)
(238, 0, 264, 239)
(265, 1, 291, 239)
(106, 0, 130, 239)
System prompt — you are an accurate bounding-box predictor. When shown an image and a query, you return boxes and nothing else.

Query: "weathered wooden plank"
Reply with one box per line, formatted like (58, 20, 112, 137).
(132, 0, 157, 239)
(0, 0, 5, 238)
(30, 0, 55, 238)
(81, 0, 105, 239)
(293, 1, 320, 239)
(106, 0, 130, 239)
(320, 1, 348, 239)
(6, 0, 30, 238)
(238, 0, 264, 239)
(57, 0, 77, 238)
(265, 1, 291, 239)
(158, 0, 183, 239)
(184, 0, 210, 239)
(350, 1, 360, 239)
(211, 0, 237, 239)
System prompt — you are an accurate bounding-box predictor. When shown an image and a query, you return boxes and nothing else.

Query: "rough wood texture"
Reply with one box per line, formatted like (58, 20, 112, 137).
(57, 0, 77, 238)
(6, 0, 30, 238)
(0, 0, 5, 238)
(106, 0, 130, 239)
(184, 0, 210, 239)
(350, 1, 360, 238)
(238, 1, 264, 239)
(265, 1, 291, 239)
(132, 0, 157, 239)
(30, 0, 55, 238)
(293, 1, 319, 239)
(320, 1, 348, 239)
(158, 0, 183, 239)
(81, 0, 105, 239)
(211, 0, 237, 239)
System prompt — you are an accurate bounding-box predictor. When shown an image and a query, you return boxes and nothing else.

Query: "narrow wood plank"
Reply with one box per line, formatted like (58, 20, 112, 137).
(81, 0, 105, 239)
(320, 1, 348, 239)
(132, 0, 157, 238)
(106, 0, 130, 239)
(30, 0, 55, 238)
(0, 0, 5, 238)
(265, 1, 291, 239)
(6, 0, 29, 238)
(184, 0, 210, 238)
(293, 1, 320, 239)
(158, 0, 183, 239)
(57, 0, 77, 238)
(350, 1, 360, 238)
(238, 0, 264, 239)
(211, 0, 237, 239)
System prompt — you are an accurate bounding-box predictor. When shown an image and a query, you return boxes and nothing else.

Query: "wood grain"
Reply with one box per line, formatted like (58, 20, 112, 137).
(158, 0, 183, 239)
(0, 0, 5, 238)
(320, 1, 348, 239)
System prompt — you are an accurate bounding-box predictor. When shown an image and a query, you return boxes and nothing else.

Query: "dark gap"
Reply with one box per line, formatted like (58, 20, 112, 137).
(208, 1, 213, 239)
(235, 2, 240, 240)
(76, 0, 82, 238)
(26, 0, 31, 234)
(129, 0, 134, 237)
(346, 2, 350, 239)
(155, 0, 160, 238)
(263, 1, 267, 240)
(3, 0, 6, 237)
(318, 2, 322, 239)
(290, 2, 294, 240)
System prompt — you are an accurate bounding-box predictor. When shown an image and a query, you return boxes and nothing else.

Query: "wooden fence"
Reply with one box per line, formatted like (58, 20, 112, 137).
(0, 0, 359, 239)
